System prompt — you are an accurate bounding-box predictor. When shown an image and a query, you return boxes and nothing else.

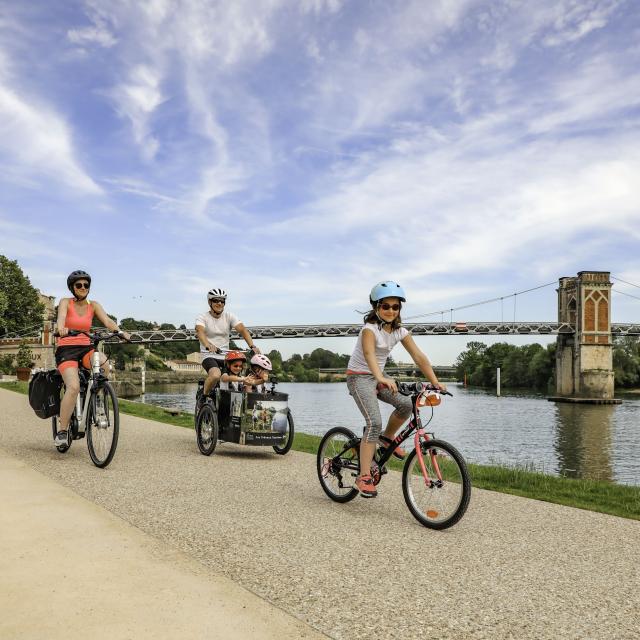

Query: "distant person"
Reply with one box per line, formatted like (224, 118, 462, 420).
(195, 288, 260, 398)
(54, 270, 130, 447)
(346, 281, 446, 498)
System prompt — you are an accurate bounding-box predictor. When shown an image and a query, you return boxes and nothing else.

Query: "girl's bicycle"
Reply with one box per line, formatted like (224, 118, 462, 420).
(52, 330, 126, 468)
(317, 381, 471, 530)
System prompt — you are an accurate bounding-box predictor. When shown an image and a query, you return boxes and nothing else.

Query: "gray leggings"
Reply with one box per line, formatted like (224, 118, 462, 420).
(346, 374, 413, 443)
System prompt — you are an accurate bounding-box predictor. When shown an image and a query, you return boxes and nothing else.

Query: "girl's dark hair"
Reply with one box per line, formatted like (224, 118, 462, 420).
(364, 303, 403, 331)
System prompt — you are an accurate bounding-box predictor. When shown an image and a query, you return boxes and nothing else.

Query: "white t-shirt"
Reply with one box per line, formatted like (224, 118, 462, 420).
(347, 323, 409, 373)
(195, 310, 241, 357)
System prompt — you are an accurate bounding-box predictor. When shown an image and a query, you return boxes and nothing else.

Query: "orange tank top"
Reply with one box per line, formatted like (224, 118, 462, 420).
(57, 299, 94, 346)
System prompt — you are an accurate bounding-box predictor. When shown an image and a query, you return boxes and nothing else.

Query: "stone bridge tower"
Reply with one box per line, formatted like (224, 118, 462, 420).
(556, 271, 613, 399)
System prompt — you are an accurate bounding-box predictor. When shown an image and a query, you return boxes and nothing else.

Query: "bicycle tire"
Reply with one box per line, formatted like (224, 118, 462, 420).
(317, 426, 360, 503)
(402, 438, 471, 530)
(196, 404, 218, 456)
(86, 382, 119, 468)
(273, 412, 294, 455)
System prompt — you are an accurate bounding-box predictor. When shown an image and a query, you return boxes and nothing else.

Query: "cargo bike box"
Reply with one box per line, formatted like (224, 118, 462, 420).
(195, 380, 294, 456)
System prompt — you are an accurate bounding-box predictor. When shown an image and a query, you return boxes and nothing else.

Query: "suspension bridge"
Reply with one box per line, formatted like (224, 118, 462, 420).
(1, 270, 639, 400)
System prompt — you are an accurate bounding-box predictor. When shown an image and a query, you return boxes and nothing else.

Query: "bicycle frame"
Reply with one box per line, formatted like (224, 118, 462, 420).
(337, 384, 447, 487)
(73, 353, 105, 433)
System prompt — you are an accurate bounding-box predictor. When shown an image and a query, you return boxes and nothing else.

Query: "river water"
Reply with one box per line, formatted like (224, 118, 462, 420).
(135, 382, 640, 486)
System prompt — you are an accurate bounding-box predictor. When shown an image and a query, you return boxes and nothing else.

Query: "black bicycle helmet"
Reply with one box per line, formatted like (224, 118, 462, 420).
(67, 270, 92, 294)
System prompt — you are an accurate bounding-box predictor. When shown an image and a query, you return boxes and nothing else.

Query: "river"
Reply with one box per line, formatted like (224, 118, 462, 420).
(134, 382, 640, 486)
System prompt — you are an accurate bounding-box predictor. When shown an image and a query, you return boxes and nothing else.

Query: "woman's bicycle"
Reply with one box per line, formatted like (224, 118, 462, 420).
(317, 381, 471, 530)
(52, 330, 126, 468)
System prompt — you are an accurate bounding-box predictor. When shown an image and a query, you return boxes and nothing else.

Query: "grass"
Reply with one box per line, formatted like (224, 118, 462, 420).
(2, 380, 638, 520)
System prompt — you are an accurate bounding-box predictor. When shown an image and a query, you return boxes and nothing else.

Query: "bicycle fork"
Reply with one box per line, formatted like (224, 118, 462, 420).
(414, 429, 444, 488)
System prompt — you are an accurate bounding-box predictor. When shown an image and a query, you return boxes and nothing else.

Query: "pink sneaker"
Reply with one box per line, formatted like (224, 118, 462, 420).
(356, 474, 378, 498)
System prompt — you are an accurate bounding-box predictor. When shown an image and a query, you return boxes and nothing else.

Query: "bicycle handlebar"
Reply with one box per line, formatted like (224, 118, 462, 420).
(54, 329, 130, 343)
(397, 381, 453, 397)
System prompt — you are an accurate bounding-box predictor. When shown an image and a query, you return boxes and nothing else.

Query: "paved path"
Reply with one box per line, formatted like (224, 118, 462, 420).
(1, 388, 639, 639)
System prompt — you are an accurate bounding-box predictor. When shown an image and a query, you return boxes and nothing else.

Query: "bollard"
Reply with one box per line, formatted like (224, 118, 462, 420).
(496, 367, 501, 397)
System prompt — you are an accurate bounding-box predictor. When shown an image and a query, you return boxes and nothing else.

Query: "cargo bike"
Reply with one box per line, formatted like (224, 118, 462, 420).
(194, 376, 294, 456)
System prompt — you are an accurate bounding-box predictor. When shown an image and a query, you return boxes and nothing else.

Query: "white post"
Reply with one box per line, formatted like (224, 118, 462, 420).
(141, 361, 146, 395)
(496, 367, 501, 397)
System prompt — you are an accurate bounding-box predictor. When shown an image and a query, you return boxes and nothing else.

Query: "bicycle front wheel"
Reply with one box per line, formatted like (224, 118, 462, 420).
(273, 412, 294, 455)
(86, 382, 119, 468)
(402, 439, 471, 530)
(317, 427, 360, 503)
(196, 404, 218, 456)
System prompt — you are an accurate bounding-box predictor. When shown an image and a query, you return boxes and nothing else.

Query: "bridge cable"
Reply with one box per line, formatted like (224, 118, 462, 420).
(611, 275, 640, 289)
(404, 281, 556, 321)
(613, 289, 640, 302)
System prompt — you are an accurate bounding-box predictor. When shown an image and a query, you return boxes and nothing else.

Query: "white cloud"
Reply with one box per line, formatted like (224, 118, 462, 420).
(107, 64, 164, 161)
(0, 73, 102, 195)
(67, 24, 117, 48)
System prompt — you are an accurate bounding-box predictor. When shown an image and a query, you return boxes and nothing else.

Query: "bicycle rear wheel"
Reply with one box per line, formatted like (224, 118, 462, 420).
(273, 412, 294, 455)
(402, 439, 471, 530)
(86, 382, 119, 468)
(196, 404, 218, 456)
(317, 427, 360, 503)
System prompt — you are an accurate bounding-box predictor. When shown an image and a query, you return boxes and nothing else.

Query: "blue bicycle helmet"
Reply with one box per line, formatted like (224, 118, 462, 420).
(369, 281, 406, 304)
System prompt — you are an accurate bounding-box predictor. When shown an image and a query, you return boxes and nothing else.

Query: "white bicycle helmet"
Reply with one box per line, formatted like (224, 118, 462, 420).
(207, 288, 227, 301)
(250, 354, 272, 371)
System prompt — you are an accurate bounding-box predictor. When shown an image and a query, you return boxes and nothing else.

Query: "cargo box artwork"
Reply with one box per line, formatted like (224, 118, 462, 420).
(219, 390, 288, 446)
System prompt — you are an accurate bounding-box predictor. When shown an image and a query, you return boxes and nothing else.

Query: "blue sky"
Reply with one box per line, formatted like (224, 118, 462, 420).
(1, 0, 639, 362)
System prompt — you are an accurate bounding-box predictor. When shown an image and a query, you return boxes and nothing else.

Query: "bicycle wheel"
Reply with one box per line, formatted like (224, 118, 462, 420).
(86, 382, 119, 468)
(317, 427, 360, 503)
(196, 404, 218, 456)
(51, 415, 71, 453)
(273, 412, 294, 455)
(402, 439, 471, 530)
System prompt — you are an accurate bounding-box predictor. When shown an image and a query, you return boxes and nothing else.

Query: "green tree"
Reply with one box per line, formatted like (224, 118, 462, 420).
(0, 256, 45, 337)
(16, 340, 34, 368)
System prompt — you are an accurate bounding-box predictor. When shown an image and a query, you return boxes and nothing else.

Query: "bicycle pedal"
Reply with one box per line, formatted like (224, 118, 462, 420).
(73, 432, 86, 440)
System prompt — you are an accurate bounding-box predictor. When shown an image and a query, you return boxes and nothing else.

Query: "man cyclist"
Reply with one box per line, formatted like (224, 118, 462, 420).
(195, 288, 260, 398)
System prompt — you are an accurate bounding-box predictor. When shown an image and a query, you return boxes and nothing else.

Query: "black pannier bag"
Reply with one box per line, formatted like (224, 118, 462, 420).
(28, 370, 63, 419)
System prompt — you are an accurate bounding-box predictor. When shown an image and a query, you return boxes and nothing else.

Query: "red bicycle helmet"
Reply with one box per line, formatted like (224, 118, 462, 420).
(225, 350, 246, 363)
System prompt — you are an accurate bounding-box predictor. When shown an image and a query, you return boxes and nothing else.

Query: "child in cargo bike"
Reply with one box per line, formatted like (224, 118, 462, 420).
(243, 354, 272, 393)
(53, 270, 130, 448)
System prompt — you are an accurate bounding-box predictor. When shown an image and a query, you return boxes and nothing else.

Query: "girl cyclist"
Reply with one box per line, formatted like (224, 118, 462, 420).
(346, 281, 446, 498)
(54, 270, 130, 447)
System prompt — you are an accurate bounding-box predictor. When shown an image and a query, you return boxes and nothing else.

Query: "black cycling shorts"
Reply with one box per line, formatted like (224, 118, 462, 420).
(55, 345, 95, 371)
(202, 356, 224, 373)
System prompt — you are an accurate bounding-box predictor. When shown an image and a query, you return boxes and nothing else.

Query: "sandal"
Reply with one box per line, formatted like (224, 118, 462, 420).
(378, 435, 406, 460)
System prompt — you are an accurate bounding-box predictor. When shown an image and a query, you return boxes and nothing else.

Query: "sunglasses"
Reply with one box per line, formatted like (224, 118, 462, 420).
(74, 282, 90, 290)
(379, 303, 401, 311)
(210, 299, 226, 305)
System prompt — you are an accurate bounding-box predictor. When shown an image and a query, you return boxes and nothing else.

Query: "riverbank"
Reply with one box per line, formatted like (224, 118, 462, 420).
(3, 380, 638, 521)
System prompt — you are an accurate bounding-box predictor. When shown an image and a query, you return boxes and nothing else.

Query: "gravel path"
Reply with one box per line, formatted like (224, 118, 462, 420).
(2, 388, 639, 639)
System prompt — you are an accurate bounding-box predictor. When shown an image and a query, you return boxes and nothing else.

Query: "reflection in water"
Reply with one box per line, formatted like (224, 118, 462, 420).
(554, 404, 614, 481)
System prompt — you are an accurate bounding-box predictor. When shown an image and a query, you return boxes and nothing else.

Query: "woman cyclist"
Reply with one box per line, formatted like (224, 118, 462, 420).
(54, 270, 130, 447)
(346, 281, 445, 498)
(195, 288, 260, 398)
